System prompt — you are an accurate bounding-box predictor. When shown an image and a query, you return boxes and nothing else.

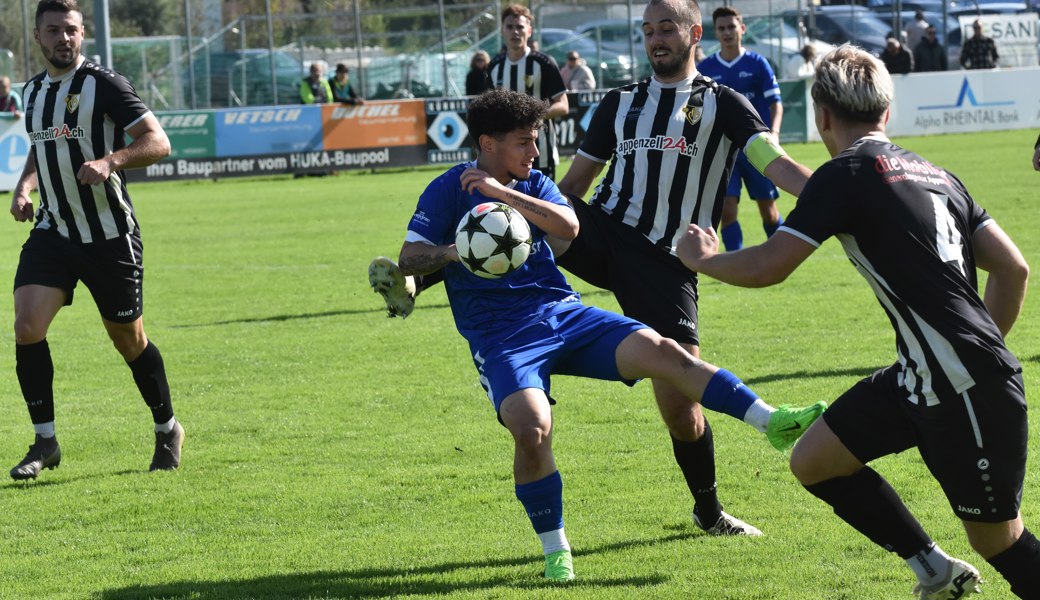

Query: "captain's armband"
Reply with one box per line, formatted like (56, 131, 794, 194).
(746, 132, 787, 173)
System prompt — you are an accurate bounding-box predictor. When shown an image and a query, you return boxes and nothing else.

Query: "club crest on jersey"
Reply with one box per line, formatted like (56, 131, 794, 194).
(65, 94, 80, 113)
(681, 105, 702, 126)
(524, 75, 533, 88)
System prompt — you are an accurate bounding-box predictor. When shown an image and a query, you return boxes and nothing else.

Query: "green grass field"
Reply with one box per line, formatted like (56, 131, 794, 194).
(0, 129, 1036, 599)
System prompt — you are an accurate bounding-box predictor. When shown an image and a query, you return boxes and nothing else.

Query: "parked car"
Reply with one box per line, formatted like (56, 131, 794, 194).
(537, 28, 640, 88)
(867, 0, 951, 11)
(730, 16, 836, 74)
(574, 17, 644, 56)
(950, 2, 1031, 15)
(187, 49, 304, 108)
(369, 79, 441, 100)
(780, 5, 892, 56)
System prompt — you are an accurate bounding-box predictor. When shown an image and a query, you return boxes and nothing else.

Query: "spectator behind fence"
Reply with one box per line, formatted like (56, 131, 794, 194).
(785, 44, 818, 79)
(914, 25, 947, 72)
(881, 37, 913, 74)
(560, 50, 596, 91)
(0, 76, 22, 119)
(905, 9, 929, 51)
(300, 63, 332, 104)
(465, 51, 491, 96)
(329, 63, 364, 105)
(961, 19, 999, 69)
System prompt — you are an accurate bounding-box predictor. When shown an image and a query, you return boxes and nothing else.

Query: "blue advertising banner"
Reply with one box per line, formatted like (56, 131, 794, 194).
(0, 117, 31, 192)
(214, 105, 325, 157)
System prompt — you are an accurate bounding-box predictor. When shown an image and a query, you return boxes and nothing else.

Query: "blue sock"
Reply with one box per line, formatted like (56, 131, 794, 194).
(720, 221, 743, 251)
(763, 214, 783, 238)
(700, 369, 759, 421)
(515, 471, 564, 534)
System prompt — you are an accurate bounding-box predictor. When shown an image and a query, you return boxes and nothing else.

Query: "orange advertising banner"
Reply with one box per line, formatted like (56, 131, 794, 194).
(321, 100, 426, 150)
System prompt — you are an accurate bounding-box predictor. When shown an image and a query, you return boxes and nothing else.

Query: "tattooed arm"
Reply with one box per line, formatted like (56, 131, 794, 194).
(398, 241, 459, 277)
(459, 167, 579, 240)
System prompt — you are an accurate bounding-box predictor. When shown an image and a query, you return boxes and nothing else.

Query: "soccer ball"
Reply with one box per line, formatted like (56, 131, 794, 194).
(455, 202, 532, 279)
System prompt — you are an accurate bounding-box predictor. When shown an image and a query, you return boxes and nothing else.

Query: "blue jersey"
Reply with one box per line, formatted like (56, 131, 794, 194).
(697, 50, 780, 126)
(406, 162, 578, 349)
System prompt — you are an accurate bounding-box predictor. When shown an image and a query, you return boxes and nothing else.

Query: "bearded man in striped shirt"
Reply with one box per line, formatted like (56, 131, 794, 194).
(8, 0, 181, 480)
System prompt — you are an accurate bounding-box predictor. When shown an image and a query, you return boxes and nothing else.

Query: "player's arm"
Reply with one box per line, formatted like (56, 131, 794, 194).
(973, 222, 1029, 337)
(676, 226, 816, 287)
(768, 100, 783, 138)
(460, 167, 578, 240)
(77, 114, 171, 186)
(546, 91, 569, 120)
(556, 154, 606, 200)
(744, 129, 811, 196)
(762, 153, 812, 197)
(399, 240, 458, 277)
(10, 146, 38, 222)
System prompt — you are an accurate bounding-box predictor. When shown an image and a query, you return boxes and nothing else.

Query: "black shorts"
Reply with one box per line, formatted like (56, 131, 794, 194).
(555, 197, 699, 345)
(824, 365, 1028, 523)
(14, 228, 145, 323)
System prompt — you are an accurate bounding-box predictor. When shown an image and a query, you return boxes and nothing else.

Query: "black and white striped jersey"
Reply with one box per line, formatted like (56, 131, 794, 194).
(781, 136, 1021, 405)
(487, 49, 567, 177)
(22, 59, 151, 243)
(578, 74, 769, 254)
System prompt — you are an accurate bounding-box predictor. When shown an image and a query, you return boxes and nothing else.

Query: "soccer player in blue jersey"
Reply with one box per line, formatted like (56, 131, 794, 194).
(698, 6, 784, 251)
(392, 88, 824, 583)
(678, 45, 1038, 599)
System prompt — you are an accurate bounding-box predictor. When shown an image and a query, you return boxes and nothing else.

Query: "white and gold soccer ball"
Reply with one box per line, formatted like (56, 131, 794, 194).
(455, 202, 532, 279)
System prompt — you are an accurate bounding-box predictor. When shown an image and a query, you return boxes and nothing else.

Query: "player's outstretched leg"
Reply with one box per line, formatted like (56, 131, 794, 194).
(368, 257, 416, 318)
(617, 330, 825, 452)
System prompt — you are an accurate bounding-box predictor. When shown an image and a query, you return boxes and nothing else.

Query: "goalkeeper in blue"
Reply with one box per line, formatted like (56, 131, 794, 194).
(390, 88, 825, 583)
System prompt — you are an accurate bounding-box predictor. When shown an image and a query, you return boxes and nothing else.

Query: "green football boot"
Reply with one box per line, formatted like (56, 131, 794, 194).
(766, 401, 827, 451)
(544, 550, 574, 582)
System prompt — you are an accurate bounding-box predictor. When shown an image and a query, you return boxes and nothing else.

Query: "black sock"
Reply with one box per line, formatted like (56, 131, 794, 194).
(16, 340, 55, 425)
(987, 528, 1040, 598)
(804, 467, 932, 558)
(672, 421, 722, 525)
(127, 342, 174, 424)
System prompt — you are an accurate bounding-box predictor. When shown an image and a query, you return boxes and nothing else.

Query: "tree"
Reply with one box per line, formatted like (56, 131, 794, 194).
(109, 0, 178, 37)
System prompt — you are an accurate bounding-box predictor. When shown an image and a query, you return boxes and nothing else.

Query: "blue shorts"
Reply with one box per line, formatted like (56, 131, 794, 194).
(473, 303, 647, 415)
(726, 150, 779, 201)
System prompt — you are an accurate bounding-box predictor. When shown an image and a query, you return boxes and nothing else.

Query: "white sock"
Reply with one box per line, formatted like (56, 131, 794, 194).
(907, 543, 952, 586)
(743, 400, 775, 433)
(34, 422, 55, 438)
(538, 528, 571, 555)
(154, 417, 176, 434)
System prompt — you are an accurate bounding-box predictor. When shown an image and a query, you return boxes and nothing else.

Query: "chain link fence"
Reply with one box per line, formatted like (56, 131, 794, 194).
(15, 0, 1031, 110)
(70, 1, 823, 111)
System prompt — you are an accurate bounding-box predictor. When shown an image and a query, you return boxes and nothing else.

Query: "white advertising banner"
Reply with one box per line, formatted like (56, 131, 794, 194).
(958, 14, 1040, 69)
(0, 117, 31, 192)
(886, 67, 1040, 138)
